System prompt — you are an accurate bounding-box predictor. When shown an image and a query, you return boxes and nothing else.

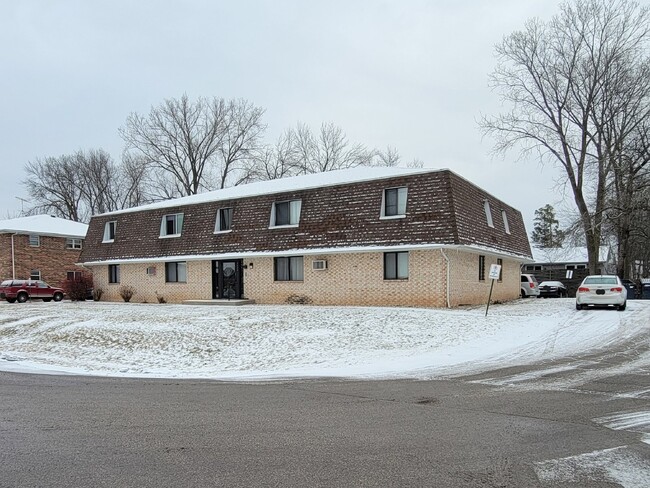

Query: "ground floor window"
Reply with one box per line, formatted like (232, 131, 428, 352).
(165, 262, 187, 283)
(274, 256, 304, 281)
(30, 270, 41, 281)
(108, 264, 120, 284)
(384, 252, 408, 280)
(478, 255, 485, 281)
(497, 258, 503, 282)
(67, 271, 82, 281)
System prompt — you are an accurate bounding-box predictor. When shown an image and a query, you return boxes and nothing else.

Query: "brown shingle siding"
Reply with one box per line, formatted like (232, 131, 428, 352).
(81, 170, 531, 263)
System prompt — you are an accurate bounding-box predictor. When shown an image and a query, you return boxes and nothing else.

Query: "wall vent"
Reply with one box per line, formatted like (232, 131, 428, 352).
(146, 266, 157, 275)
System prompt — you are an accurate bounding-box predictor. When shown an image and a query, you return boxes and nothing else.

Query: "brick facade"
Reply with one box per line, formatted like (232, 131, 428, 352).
(0, 234, 88, 287)
(89, 249, 520, 307)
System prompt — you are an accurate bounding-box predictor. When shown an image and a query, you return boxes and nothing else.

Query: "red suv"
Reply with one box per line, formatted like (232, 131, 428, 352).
(0, 280, 65, 303)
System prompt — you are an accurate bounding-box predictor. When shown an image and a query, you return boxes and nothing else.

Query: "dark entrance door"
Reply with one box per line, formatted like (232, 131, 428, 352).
(212, 260, 243, 299)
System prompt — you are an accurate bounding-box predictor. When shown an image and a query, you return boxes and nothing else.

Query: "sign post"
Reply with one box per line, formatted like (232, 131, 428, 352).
(485, 264, 502, 317)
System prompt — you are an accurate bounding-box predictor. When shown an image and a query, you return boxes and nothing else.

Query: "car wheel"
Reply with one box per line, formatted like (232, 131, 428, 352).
(6, 298, 16, 303)
(43, 298, 52, 302)
(16, 292, 28, 303)
(53, 292, 63, 302)
(520, 290, 526, 298)
(618, 302, 626, 311)
(575, 303, 582, 310)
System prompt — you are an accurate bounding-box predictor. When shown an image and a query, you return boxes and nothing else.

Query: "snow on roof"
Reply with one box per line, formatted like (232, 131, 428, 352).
(98, 166, 437, 217)
(531, 245, 609, 264)
(0, 215, 88, 238)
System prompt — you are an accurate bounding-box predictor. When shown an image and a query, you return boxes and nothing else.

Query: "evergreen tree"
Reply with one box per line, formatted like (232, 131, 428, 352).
(531, 205, 566, 248)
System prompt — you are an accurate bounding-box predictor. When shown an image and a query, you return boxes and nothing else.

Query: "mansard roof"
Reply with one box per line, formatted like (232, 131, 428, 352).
(80, 168, 532, 264)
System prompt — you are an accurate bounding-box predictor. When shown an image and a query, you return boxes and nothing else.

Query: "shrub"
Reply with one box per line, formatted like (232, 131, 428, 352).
(92, 287, 103, 301)
(286, 294, 312, 305)
(156, 292, 167, 304)
(62, 275, 93, 301)
(119, 285, 135, 302)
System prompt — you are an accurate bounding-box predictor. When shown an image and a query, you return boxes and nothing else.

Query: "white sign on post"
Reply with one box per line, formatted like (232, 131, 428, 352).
(488, 264, 502, 281)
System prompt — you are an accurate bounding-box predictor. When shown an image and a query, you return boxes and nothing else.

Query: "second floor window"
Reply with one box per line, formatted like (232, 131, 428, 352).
(160, 213, 183, 237)
(270, 200, 301, 227)
(66, 238, 83, 250)
(103, 221, 116, 242)
(215, 208, 233, 232)
(484, 200, 494, 228)
(382, 187, 407, 217)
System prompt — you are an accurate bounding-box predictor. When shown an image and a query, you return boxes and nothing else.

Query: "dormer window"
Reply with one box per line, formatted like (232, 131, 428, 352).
(381, 187, 407, 218)
(160, 213, 183, 238)
(103, 221, 116, 243)
(270, 200, 301, 228)
(215, 208, 233, 233)
(502, 210, 510, 234)
(484, 200, 494, 228)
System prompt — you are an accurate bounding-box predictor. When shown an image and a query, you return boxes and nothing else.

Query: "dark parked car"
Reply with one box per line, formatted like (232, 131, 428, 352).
(0, 279, 65, 303)
(621, 279, 637, 299)
(538, 281, 568, 298)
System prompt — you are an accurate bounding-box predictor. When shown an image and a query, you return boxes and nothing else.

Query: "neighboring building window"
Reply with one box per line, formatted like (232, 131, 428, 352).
(478, 255, 486, 281)
(270, 200, 301, 227)
(165, 262, 187, 283)
(497, 258, 503, 282)
(502, 210, 510, 234)
(382, 187, 408, 217)
(66, 238, 83, 250)
(534, 265, 542, 271)
(484, 201, 494, 228)
(30, 270, 41, 281)
(29, 235, 40, 247)
(67, 271, 82, 281)
(274, 256, 304, 281)
(384, 252, 409, 280)
(215, 208, 233, 232)
(108, 264, 120, 283)
(103, 221, 116, 242)
(160, 213, 184, 237)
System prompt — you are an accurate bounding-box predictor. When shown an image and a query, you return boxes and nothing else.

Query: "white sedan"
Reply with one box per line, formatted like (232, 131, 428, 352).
(575, 275, 627, 311)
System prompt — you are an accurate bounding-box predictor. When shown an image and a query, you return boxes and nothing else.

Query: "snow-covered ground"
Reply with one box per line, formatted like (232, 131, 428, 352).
(0, 299, 648, 380)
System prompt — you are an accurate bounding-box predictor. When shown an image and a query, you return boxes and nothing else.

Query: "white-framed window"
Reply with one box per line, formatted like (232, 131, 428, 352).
(215, 208, 233, 233)
(66, 238, 83, 250)
(501, 210, 510, 234)
(165, 262, 187, 283)
(103, 221, 116, 243)
(29, 235, 40, 247)
(381, 187, 408, 218)
(484, 200, 494, 228)
(30, 270, 41, 281)
(274, 256, 304, 281)
(160, 213, 184, 237)
(270, 200, 301, 228)
(384, 252, 409, 280)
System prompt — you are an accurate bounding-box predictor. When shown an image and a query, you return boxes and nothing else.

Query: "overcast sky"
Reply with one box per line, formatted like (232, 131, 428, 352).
(0, 0, 602, 231)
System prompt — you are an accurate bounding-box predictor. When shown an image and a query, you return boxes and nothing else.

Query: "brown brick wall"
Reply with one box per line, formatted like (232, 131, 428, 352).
(0, 234, 88, 287)
(89, 249, 521, 307)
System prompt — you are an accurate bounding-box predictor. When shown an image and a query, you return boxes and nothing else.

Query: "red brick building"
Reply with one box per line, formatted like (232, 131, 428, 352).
(80, 168, 533, 307)
(0, 215, 89, 287)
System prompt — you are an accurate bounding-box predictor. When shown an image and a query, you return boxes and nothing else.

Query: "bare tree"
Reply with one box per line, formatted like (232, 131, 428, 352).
(24, 149, 147, 222)
(120, 95, 265, 196)
(481, 0, 650, 274)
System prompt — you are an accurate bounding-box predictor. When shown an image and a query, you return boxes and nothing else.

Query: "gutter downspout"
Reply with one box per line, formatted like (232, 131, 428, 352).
(440, 248, 450, 308)
(11, 233, 17, 279)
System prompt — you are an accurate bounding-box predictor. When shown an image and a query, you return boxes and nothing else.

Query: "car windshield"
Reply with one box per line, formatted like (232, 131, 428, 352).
(584, 277, 618, 285)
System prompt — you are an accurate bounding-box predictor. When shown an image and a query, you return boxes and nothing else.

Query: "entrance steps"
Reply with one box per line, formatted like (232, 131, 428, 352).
(182, 299, 256, 306)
